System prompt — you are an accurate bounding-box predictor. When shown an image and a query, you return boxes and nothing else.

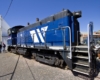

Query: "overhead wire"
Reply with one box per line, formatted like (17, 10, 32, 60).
(4, 0, 14, 18)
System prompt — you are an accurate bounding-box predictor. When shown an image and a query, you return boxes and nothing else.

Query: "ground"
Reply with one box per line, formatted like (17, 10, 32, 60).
(0, 52, 100, 80)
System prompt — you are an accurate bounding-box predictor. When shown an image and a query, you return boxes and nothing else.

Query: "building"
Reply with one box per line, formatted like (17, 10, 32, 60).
(80, 31, 100, 44)
(0, 15, 10, 50)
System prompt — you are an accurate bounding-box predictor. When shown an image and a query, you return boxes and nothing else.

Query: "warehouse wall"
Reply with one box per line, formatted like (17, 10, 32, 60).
(0, 15, 10, 51)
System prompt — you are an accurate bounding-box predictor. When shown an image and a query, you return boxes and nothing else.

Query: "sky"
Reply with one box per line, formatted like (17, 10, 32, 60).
(0, 0, 100, 32)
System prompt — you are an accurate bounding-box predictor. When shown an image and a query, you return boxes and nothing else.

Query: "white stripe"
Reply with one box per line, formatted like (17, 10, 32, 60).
(30, 45, 34, 47)
(22, 45, 26, 47)
(37, 29, 44, 43)
(24, 45, 26, 47)
(12, 45, 16, 46)
(21, 45, 23, 47)
(30, 30, 39, 43)
(49, 46, 63, 50)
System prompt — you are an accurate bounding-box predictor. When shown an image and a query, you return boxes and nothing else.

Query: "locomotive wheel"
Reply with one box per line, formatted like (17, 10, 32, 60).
(89, 68, 94, 77)
(54, 58, 60, 66)
(23, 51, 30, 57)
(14, 50, 17, 54)
(64, 64, 69, 70)
(59, 59, 64, 68)
(94, 68, 98, 77)
(11, 49, 13, 53)
(7, 47, 11, 52)
(14, 47, 18, 54)
(32, 53, 36, 59)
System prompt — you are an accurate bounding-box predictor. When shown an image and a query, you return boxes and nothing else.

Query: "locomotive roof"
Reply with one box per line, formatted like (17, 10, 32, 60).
(18, 9, 73, 32)
(11, 25, 24, 29)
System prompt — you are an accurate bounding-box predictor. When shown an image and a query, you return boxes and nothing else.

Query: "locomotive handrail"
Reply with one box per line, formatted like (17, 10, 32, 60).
(60, 26, 72, 59)
(77, 31, 79, 45)
(87, 22, 93, 63)
(87, 23, 90, 63)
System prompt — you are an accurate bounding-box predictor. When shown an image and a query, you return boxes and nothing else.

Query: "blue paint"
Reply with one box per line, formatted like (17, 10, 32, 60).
(17, 16, 76, 47)
(71, 16, 74, 43)
(7, 33, 17, 46)
(8, 10, 81, 48)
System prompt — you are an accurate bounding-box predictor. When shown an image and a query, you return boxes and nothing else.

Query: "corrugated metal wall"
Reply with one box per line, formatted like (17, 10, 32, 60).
(0, 15, 10, 50)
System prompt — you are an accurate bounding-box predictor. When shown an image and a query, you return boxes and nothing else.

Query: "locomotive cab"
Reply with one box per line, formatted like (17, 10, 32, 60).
(7, 25, 24, 51)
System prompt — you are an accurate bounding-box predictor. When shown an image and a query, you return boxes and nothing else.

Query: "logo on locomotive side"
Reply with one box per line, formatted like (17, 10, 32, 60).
(30, 26, 48, 43)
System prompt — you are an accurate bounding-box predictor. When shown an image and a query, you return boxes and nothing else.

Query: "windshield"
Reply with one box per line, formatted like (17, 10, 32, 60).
(7, 29, 11, 35)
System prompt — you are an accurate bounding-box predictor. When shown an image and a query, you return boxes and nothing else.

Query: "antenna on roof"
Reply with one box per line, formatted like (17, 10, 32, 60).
(62, 8, 65, 11)
(36, 18, 39, 22)
(27, 22, 30, 26)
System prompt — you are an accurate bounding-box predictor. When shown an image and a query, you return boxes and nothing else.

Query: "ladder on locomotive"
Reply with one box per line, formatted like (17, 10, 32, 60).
(72, 22, 96, 76)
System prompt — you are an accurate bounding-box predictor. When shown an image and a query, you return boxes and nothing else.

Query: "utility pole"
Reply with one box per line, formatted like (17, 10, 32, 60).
(0, 15, 2, 43)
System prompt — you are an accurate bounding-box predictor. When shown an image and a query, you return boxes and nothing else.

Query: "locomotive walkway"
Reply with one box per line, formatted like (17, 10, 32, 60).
(0, 52, 100, 80)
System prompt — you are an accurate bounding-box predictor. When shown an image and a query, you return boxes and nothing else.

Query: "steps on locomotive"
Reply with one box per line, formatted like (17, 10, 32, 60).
(73, 59, 89, 67)
(73, 45, 88, 53)
(73, 56, 89, 75)
(74, 56, 88, 59)
(73, 65, 89, 75)
(72, 46, 89, 75)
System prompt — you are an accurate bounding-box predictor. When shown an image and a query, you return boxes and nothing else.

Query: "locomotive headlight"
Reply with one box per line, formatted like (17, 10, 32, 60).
(73, 11, 81, 18)
(75, 12, 80, 15)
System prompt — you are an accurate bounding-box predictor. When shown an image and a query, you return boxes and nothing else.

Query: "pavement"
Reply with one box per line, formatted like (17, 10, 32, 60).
(0, 52, 100, 80)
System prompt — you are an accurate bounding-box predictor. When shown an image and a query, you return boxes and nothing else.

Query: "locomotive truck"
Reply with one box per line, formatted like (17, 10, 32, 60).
(7, 9, 97, 76)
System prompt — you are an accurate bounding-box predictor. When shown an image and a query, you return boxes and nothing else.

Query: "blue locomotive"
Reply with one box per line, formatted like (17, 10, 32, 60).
(7, 9, 97, 76)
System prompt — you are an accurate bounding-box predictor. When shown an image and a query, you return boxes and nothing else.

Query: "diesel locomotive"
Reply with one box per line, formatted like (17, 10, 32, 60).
(7, 9, 97, 76)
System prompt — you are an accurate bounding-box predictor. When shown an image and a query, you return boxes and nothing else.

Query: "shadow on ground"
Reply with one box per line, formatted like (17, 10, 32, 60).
(3, 52, 100, 80)
(21, 54, 100, 80)
(0, 55, 20, 80)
